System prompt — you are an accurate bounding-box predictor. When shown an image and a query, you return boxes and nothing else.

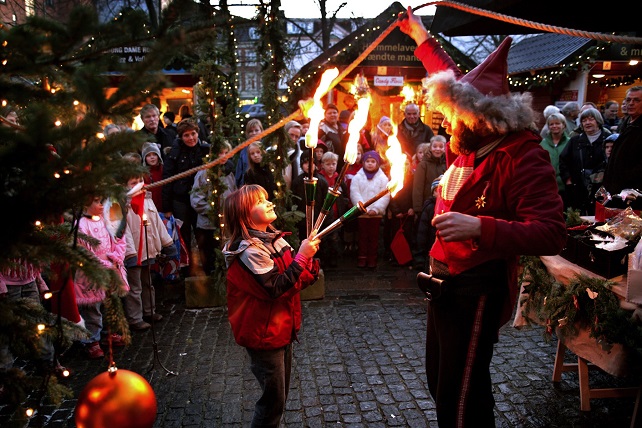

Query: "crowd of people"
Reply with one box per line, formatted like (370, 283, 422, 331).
(2, 7, 642, 425)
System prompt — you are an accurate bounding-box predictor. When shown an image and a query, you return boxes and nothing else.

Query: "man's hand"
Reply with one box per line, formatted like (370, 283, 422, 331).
(397, 6, 430, 46)
(432, 211, 482, 242)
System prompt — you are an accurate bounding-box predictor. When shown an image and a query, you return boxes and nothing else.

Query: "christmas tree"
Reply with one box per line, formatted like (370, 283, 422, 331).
(0, 0, 221, 419)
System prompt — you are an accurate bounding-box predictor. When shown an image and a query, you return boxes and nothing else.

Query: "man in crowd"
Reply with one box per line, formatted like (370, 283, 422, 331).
(138, 104, 174, 155)
(603, 86, 642, 195)
(397, 103, 434, 157)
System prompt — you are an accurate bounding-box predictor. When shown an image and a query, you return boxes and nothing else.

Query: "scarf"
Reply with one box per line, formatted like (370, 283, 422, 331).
(364, 167, 378, 180)
(437, 137, 504, 213)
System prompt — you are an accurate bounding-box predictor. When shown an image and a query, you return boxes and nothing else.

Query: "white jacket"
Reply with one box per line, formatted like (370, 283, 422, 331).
(349, 168, 390, 216)
(125, 195, 173, 263)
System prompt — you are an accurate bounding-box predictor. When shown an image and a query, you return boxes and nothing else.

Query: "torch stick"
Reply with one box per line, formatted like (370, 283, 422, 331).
(315, 188, 390, 241)
(304, 176, 318, 238)
(311, 162, 349, 233)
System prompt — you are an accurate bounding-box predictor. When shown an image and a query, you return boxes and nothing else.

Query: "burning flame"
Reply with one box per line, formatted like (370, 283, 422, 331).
(385, 121, 406, 197)
(344, 96, 371, 165)
(300, 68, 339, 149)
(401, 85, 416, 104)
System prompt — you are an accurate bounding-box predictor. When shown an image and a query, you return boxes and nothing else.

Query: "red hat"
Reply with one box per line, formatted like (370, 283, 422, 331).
(460, 37, 511, 96)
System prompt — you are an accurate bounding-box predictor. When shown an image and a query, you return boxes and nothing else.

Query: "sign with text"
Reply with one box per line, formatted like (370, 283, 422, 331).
(374, 76, 404, 86)
(360, 28, 423, 67)
(110, 46, 150, 64)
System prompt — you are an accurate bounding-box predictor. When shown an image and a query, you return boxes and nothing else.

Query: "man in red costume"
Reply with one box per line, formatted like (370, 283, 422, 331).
(400, 8, 566, 427)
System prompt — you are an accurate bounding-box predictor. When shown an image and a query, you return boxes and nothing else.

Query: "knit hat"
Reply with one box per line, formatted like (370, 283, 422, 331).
(361, 150, 381, 166)
(605, 133, 619, 142)
(141, 142, 163, 165)
(339, 110, 352, 124)
(379, 116, 390, 125)
(431, 174, 443, 193)
(316, 139, 328, 153)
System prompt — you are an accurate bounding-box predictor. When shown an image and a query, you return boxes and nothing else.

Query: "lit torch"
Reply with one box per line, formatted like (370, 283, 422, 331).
(316, 120, 406, 241)
(312, 95, 371, 234)
(299, 67, 339, 237)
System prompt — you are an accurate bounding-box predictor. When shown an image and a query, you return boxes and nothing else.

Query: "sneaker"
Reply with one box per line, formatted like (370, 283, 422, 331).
(86, 342, 104, 359)
(101, 333, 126, 347)
(143, 313, 163, 323)
(129, 321, 151, 331)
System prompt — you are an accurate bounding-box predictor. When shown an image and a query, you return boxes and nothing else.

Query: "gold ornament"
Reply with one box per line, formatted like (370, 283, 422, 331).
(75, 368, 157, 428)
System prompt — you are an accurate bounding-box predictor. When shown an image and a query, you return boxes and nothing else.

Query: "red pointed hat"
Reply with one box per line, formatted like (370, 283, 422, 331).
(460, 37, 512, 96)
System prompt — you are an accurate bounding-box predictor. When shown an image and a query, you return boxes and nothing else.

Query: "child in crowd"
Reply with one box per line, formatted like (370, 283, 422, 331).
(318, 151, 349, 264)
(341, 142, 364, 253)
(313, 140, 328, 171)
(123, 174, 176, 331)
(350, 151, 390, 268)
(235, 119, 264, 187)
(222, 184, 320, 428)
(142, 142, 164, 212)
(190, 141, 237, 275)
(412, 135, 447, 217)
(75, 195, 129, 358)
(411, 142, 430, 173)
(244, 141, 278, 201)
(0, 259, 60, 372)
(291, 150, 329, 250)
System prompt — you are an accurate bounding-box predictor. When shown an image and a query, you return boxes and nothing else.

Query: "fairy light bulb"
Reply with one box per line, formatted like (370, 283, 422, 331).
(37, 324, 45, 332)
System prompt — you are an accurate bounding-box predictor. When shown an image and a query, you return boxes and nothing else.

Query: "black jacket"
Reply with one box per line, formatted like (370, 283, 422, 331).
(162, 139, 211, 210)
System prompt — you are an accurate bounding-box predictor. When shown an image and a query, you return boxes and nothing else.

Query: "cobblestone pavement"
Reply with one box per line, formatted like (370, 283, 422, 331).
(2, 259, 639, 427)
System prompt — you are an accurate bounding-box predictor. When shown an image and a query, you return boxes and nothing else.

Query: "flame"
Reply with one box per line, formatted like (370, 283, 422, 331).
(301, 67, 339, 149)
(344, 96, 371, 165)
(385, 122, 406, 197)
(401, 85, 416, 104)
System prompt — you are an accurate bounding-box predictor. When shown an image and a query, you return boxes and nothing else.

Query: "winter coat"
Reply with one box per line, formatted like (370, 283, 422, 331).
(244, 163, 278, 201)
(191, 164, 237, 230)
(223, 229, 320, 350)
(124, 195, 174, 265)
(604, 117, 642, 194)
(412, 151, 447, 213)
(397, 118, 434, 157)
(75, 215, 128, 305)
(162, 138, 211, 211)
(540, 133, 570, 191)
(349, 168, 390, 216)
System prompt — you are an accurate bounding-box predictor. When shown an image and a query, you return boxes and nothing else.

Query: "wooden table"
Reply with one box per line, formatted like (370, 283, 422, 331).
(515, 255, 642, 426)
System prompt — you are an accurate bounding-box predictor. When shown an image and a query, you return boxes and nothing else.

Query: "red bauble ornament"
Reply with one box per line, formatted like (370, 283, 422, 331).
(75, 368, 157, 428)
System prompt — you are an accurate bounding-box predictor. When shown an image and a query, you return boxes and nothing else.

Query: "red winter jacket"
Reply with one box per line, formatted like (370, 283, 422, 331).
(223, 230, 320, 350)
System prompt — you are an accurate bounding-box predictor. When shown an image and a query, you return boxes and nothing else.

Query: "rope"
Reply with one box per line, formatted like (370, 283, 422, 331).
(415, 1, 642, 44)
(144, 15, 401, 193)
(147, 1, 642, 192)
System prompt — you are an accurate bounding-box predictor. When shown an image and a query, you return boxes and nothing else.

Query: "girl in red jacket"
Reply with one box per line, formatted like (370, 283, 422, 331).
(222, 184, 321, 428)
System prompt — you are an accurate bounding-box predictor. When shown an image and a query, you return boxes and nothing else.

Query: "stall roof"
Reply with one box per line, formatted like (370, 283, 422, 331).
(289, 2, 476, 89)
(430, 0, 641, 36)
(507, 34, 592, 74)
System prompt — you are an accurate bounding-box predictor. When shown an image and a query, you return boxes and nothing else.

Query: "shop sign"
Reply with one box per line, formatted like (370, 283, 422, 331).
(110, 46, 150, 64)
(374, 76, 404, 86)
(361, 28, 422, 67)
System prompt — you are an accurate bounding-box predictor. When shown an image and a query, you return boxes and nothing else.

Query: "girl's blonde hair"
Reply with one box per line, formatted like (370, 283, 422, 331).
(224, 184, 269, 244)
(245, 119, 264, 137)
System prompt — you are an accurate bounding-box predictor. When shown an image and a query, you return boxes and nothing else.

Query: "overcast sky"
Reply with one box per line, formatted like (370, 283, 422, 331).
(214, 1, 436, 19)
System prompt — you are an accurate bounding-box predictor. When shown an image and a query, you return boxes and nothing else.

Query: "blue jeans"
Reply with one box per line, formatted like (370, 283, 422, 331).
(246, 344, 292, 428)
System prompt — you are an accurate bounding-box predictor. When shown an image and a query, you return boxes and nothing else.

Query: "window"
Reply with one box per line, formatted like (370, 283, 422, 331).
(25, 0, 35, 16)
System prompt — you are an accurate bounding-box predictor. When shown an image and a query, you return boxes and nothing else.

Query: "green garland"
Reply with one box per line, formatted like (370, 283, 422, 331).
(519, 256, 642, 357)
